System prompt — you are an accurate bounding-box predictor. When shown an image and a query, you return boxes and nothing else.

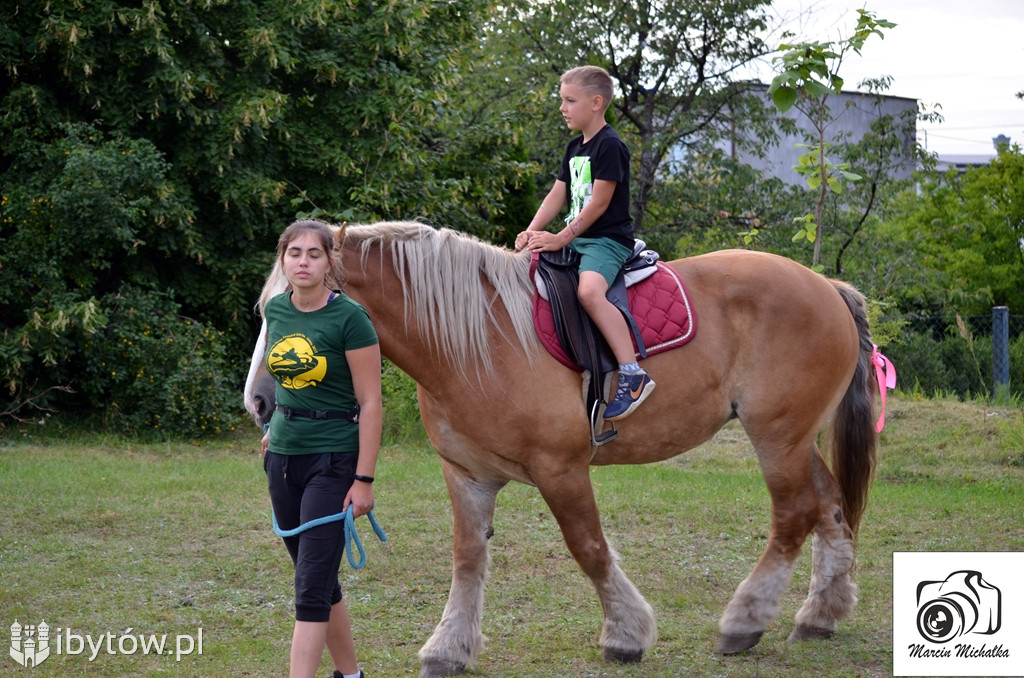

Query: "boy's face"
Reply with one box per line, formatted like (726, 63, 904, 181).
(559, 82, 603, 133)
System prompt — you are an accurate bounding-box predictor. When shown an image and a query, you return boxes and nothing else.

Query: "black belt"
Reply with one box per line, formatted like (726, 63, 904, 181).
(276, 404, 360, 423)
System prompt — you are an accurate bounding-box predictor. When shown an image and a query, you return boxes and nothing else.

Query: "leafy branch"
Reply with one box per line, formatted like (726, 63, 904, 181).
(766, 9, 894, 268)
(1, 381, 75, 423)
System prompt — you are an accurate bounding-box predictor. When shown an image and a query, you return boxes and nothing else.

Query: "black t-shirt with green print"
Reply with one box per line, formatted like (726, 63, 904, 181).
(557, 123, 634, 249)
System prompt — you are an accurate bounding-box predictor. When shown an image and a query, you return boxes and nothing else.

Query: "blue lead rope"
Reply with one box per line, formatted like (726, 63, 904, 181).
(272, 507, 388, 569)
(261, 422, 386, 568)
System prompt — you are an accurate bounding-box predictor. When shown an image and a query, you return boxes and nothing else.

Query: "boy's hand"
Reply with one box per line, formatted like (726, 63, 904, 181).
(525, 231, 564, 252)
(514, 230, 532, 251)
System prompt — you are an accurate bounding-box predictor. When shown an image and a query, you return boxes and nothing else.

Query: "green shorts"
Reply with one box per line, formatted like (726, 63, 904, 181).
(568, 237, 632, 287)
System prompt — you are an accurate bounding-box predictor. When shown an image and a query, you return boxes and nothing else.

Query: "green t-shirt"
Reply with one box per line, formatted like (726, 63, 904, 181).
(264, 291, 378, 455)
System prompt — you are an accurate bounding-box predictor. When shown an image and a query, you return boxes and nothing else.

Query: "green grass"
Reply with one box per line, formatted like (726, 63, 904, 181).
(1, 397, 1022, 676)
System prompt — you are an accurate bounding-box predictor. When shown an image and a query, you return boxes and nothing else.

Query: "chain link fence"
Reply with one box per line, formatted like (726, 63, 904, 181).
(879, 309, 1024, 399)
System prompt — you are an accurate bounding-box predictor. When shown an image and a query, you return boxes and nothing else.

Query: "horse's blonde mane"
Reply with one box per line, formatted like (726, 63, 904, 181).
(257, 220, 538, 374)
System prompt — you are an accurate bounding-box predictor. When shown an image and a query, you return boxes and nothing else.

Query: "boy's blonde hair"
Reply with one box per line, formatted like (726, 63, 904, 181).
(561, 66, 614, 112)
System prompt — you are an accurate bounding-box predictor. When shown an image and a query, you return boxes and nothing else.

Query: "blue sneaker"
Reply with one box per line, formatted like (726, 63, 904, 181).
(604, 370, 655, 421)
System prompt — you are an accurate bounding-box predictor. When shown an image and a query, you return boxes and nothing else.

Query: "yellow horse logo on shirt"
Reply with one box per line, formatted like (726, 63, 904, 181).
(267, 335, 327, 389)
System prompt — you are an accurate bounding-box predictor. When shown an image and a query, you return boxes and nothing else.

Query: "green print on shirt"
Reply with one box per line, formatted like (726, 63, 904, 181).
(567, 155, 593, 223)
(267, 334, 327, 389)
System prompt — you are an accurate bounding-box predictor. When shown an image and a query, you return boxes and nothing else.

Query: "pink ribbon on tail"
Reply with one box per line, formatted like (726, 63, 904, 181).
(871, 345, 897, 432)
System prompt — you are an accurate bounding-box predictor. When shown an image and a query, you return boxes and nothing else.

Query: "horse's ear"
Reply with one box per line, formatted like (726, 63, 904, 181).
(334, 221, 347, 248)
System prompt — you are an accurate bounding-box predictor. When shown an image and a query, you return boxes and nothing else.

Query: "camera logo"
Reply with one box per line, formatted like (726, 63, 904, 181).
(916, 570, 1001, 644)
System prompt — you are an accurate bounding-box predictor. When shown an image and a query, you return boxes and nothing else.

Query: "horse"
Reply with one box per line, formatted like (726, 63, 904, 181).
(244, 220, 880, 677)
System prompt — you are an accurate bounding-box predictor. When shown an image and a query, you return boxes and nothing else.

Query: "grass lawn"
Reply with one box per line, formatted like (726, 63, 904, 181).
(1, 396, 1022, 676)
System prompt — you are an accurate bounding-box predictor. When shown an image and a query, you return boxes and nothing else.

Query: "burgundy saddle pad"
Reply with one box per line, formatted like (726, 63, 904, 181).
(532, 261, 697, 371)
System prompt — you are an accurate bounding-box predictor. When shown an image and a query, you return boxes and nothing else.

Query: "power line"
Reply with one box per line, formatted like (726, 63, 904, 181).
(920, 124, 1024, 132)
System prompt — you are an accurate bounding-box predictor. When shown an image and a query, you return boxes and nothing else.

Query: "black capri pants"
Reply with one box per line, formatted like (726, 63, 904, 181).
(265, 450, 358, 622)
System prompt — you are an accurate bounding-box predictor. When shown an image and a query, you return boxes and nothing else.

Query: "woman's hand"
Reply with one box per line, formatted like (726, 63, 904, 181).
(344, 481, 375, 518)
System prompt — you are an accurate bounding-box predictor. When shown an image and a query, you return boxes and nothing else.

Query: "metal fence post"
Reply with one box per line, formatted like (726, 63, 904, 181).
(992, 306, 1010, 391)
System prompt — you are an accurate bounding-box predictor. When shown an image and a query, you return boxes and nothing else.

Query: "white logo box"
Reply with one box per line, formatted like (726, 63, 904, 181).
(893, 552, 1024, 676)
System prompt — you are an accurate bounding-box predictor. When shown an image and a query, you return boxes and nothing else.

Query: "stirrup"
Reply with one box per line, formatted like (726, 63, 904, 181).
(590, 398, 617, 447)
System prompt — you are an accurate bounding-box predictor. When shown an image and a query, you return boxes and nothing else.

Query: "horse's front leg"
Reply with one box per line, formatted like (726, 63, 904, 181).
(418, 459, 506, 678)
(536, 466, 658, 663)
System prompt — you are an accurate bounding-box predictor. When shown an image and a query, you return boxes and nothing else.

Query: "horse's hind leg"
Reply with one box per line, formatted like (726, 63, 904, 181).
(536, 469, 658, 663)
(419, 460, 506, 678)
(789, 447, 857, 641)
(716, 441, 820, 654)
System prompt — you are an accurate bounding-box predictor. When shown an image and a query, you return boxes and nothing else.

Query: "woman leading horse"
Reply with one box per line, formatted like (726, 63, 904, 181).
(244, 220, 880, 678)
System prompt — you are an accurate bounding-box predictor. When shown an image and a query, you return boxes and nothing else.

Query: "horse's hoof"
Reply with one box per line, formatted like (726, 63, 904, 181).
(788, 624, 834, 642)
(604, 646, 644, 663)
(715, 632, 763, 654)
(419, 658, 466, 677)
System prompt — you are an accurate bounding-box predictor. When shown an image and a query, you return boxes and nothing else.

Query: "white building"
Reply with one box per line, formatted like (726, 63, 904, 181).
(733, 85, 919, 186)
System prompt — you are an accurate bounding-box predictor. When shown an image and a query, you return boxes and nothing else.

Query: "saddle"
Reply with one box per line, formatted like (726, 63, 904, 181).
(529, 241, 662, 445)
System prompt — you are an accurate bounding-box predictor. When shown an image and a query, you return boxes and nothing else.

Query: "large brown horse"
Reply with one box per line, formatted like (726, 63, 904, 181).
(244, 221, 880, 677)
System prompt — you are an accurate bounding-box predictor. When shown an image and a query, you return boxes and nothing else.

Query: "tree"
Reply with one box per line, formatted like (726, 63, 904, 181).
(767, 8, 895, 267)
(491, 0, 779, 233)
(0, 0, 501, 427)
(0, 122, 198, 424)
(818, 78, 944, 281)
(642, 148, 799, 258)
(880, 145, 1024, 316)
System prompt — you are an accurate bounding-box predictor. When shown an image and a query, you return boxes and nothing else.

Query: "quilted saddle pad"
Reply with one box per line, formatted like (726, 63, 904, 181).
(531, 261, 697, 371)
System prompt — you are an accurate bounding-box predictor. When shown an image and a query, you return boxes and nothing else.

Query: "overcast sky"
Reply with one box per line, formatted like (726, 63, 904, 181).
(752, 0, 1024, 157)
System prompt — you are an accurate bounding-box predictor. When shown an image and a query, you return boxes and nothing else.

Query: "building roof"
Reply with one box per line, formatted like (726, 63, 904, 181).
(935, 154, 995, 172)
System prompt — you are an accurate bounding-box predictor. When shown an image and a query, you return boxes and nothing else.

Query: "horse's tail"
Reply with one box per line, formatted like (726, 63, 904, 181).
(827, 280, 877, 537)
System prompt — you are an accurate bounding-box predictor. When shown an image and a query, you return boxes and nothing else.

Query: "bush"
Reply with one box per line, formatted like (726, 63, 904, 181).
(1010, 333, 1024, 397)
(883, 331, 948, 396)
(0, 292, 105, 421)
(80, 287, 242, 438)
(381, 360, 426, 444)
(883, 319, 1018, 400)
(937, 332, 987, 397)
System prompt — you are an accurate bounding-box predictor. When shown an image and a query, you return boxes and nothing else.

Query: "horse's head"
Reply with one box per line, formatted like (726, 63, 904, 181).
(243, 322, 278, 429)
(244, 253, 287, 429)
(248, 364, 277, 428)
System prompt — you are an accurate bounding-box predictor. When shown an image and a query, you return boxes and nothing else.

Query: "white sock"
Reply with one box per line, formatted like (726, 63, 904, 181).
(343, 672, 361, 678)
(619, 361, 642, 375)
